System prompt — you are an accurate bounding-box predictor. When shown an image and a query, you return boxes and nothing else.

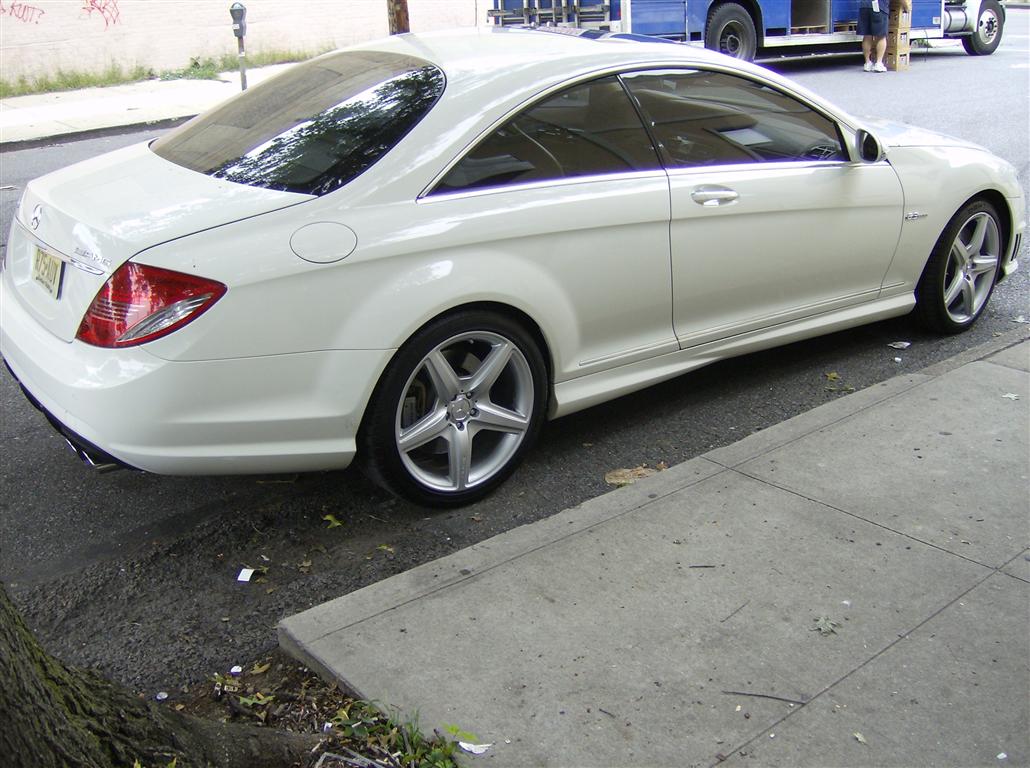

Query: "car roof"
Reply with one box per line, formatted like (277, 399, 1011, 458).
(347, 26, 735, 94)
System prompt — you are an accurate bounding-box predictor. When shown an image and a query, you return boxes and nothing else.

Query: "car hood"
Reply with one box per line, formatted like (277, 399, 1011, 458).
(861, 118, 987, 151)
(6, 141, 312, 343)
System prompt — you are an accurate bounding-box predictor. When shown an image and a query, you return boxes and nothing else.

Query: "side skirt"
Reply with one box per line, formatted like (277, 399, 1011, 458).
(549, 294, 915, 418)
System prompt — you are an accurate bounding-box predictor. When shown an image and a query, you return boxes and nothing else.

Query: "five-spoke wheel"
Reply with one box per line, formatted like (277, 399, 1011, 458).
(362, 311, 546, 506)
(916, 200, 1003, 333)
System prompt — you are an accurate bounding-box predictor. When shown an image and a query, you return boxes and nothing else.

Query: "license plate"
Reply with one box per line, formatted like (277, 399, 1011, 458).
(32, 246, 64, 299)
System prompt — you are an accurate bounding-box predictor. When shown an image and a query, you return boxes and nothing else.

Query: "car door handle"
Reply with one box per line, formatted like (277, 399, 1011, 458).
(691, 185, 739, 207)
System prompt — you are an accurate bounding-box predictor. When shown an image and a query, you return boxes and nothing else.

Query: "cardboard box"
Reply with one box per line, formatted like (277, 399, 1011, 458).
(886, 50, 910, 71)
(886, 28, 910, 49)
(889, 8, 912, 31)
(887, 40, 911, 57)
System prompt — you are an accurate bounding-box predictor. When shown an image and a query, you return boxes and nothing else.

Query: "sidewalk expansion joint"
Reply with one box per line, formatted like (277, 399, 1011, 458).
(719, 564, 1007, 767)
(731, 465, 1007, 573)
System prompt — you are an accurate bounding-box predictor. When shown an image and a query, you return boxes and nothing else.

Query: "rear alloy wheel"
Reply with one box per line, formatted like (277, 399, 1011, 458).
(706, 3, 758, 61)
(362, 311, 546, 506)
(915, 200, 1002, 334)
(962, 0, 1004, 55)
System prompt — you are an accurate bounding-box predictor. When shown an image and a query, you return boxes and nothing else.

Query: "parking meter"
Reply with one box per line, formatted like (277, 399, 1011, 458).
(229, 3, 248, 90)
(230, 3, 247, 37)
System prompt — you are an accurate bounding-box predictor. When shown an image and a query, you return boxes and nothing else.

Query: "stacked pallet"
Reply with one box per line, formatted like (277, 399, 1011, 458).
(887, 0, 912, 70)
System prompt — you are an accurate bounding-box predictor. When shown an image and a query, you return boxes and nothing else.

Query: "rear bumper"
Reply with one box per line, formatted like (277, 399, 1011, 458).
(1, 275, 393, 475)
(6, 357, 132, 471)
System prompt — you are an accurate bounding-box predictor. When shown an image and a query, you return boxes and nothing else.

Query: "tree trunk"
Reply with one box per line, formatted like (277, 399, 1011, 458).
(0, 584, 318, 768)
(388, 0, 410, 34)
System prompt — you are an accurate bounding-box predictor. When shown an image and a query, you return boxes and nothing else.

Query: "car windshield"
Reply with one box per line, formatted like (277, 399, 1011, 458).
(151, 50, 445, 196)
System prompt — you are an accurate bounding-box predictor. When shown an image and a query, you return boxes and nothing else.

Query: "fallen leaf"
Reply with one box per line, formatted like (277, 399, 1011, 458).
(323, 514, 343, 529)
(250, 662, 271, 675)
(811, 616, 841, 636)
(377, 544, 395, 554)
(604, 466, 658, 486)
(825, 371, 840, 381)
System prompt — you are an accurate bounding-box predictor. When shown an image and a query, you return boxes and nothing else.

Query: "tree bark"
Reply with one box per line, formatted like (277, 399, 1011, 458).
(0, 584, 318, 768)
(388, 0, 410, 34)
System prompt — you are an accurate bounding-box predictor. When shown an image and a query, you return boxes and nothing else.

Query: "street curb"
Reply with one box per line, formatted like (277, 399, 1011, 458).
(918, 324, 1030, 377)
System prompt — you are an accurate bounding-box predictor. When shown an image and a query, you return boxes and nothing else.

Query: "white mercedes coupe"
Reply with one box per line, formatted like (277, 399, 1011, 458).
(1, 28, 1023, 506)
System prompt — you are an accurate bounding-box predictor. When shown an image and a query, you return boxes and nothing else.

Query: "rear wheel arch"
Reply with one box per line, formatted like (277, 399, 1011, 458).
(356, 301, 554, 506)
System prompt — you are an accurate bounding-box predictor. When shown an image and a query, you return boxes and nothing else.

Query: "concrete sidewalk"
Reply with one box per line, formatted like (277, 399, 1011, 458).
(0, 64, 294, 146)
(280, 331, 1029, 768)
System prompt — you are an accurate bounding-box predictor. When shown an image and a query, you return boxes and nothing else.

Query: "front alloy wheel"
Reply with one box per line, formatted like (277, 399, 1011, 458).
(363, 311, 546, 506)
(916, 200, 1002, 333)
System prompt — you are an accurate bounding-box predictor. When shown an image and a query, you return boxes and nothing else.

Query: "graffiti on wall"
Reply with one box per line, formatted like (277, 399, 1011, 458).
(0, 0, 122, 28)
(0, 1, 47, 24)
(81, 0, 121, 28)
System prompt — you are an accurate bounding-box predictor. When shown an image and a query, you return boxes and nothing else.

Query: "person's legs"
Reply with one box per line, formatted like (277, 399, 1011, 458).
(871, 7, 889, 71)
(858, 7, 873, 69)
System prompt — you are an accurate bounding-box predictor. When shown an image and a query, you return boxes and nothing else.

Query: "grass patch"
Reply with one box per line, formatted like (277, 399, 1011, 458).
(0, 62, 154, 99)
(0, 48, 325, 98)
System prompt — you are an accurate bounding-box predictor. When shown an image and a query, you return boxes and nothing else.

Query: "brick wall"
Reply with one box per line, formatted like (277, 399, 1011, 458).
(0, 1, 490, 82)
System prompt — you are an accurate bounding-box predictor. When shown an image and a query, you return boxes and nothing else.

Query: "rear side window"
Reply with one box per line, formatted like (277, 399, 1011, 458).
(152, 51, 445, 196)
(433, 75, 660, 194)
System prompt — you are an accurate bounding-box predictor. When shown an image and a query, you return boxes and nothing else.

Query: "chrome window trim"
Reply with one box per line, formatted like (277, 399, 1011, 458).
(417, 169, 670, 204)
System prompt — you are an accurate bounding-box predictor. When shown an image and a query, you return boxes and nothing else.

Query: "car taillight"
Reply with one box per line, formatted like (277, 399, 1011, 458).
(76, 262, 226, 348)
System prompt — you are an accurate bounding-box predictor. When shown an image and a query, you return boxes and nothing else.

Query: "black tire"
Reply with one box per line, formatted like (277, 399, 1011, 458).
(915, 200, 1003, 334)
(962, 0, 1004, 55)
(706, 3, 759, 61)
(360, 310, 546, 507)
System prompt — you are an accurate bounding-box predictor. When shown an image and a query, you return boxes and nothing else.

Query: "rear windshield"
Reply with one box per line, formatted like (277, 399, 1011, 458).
(151, 51, 445, 196)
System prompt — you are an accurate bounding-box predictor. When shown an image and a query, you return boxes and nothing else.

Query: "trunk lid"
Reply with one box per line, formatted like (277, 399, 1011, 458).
(4, 141, 311, 342)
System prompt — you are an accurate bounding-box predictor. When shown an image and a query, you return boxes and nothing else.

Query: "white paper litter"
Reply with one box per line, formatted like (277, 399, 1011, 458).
(459, 742, 493, 755)
(888, 341, 911, 349)
(237, 568, 255, 582)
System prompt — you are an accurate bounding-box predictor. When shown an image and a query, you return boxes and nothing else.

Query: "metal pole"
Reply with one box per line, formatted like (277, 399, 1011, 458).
(237, 37, 247, 91)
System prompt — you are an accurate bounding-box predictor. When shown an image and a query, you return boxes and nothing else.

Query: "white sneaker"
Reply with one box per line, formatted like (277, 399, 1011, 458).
(873, 62, 887, 72)
(863, 61, 873, 72)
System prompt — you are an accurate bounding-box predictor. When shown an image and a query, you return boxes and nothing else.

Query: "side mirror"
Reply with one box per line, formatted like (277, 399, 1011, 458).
(856, 129, 885, 163)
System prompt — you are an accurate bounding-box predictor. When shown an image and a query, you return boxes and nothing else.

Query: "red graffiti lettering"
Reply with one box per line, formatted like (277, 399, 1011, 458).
(0, 0, 47, 24)
(81, 0, 120, 29)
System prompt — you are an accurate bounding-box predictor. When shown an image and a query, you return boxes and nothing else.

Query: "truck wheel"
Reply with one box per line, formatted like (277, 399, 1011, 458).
(706, 3, 758, 61)
(962, 0, 1004, 55)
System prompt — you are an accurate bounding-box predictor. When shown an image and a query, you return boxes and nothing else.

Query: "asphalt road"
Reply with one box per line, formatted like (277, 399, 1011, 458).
(1, 13, 1028, 694)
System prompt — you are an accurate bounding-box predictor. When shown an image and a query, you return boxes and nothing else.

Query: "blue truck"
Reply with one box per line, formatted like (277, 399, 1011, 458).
(487, 1, 1006, 60)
